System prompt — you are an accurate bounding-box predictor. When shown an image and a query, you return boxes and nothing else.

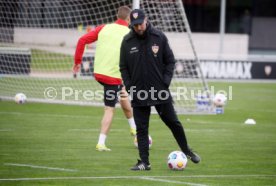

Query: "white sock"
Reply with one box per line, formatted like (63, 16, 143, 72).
(128, 117, 136, 129)
(98, 133, 107, 145)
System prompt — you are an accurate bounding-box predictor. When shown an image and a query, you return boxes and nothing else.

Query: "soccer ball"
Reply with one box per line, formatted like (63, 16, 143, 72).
(14, 93, 27, 104)
(167, 151, 188, 170)
(134, 135, 152, 148)
(213, 93, 227, 107)
(175, 62, 184, 74)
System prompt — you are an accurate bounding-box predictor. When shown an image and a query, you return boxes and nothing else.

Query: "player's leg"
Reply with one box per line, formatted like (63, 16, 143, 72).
(96, 84, 118, 151)
(130, 106, 151, 170)
(155, 102, 201, 163)
(100, 106, 115, 134)
(155, 103, 189, 151)
(96, 106, 114, 151)
(119, 86, 136, 135)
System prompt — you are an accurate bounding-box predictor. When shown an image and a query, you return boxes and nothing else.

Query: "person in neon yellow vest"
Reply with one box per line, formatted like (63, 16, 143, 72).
(73, 6, 136, 151)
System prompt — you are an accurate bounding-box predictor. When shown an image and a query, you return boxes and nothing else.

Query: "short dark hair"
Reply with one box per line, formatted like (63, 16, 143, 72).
(117, 6, 131, 20)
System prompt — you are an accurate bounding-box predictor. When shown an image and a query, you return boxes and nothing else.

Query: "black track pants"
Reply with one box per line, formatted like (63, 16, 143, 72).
(133, 102, 189, 164)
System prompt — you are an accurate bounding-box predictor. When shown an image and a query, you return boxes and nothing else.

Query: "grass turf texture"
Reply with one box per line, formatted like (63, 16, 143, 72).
(31, 49, 73, 72)
(0, 82, 276, 186)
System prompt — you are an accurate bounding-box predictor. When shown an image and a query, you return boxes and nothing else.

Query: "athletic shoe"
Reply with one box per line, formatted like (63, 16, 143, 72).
(186, 149, 201, 163)
(96, 144, 111, 151)
(130, 159, 151, 171)
(130, 128, 137, 136)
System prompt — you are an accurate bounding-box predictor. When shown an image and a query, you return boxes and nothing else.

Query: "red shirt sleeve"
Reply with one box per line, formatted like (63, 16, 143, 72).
(74, 24, 105, 65)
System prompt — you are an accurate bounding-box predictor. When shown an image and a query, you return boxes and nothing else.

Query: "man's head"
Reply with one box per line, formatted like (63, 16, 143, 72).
(130, 9, 147, 36)
(117, 6, 132, 23)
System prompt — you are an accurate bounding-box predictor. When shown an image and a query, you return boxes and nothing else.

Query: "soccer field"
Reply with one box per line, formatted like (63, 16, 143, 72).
(0, 82, 276, 186)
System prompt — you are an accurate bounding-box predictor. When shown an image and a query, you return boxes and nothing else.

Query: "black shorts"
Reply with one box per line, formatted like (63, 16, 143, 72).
(101, 83, 123, 107)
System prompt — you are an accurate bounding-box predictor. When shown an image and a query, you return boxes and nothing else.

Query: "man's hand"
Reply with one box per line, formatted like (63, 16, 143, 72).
(72, 64, 81, 78)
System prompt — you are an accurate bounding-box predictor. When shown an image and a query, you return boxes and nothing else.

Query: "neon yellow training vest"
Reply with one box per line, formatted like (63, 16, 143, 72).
(94, 23, 129, 78)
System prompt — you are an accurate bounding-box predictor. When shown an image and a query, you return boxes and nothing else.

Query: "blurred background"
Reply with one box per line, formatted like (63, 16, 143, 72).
(0, 0, 275, 108)
(183, 0, 276, 55)
(2, 0, 276, 55)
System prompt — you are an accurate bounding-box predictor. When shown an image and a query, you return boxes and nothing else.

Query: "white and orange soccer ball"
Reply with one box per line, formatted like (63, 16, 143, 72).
(213, 93, 227, 107)
(134, 135, 152, 148)
(14, 93, 27, 104)
(167, 151, 188, 170)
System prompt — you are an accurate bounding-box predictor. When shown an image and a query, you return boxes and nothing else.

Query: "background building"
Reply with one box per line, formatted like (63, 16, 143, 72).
(182, 0, 276, 54)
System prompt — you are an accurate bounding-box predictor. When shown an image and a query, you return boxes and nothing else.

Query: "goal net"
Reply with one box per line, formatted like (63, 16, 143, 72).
(0, 0, 212, 114)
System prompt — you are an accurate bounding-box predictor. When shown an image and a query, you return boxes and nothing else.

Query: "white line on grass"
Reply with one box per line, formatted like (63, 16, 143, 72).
(0, 111, 99, 119)
(0, 111, 165, 124)
(185, 129, 229, 133)
(207, 79, 276, 83)
(4, 163, 78, 172)
(226, 107, 276, 113)
(140, 177, 207, 186)
(185, 120, 237, 125)
(68, 129, 124, 132)
(0, 175, 275, 181)
(0, 129, 13, 132)
(0, 111, 237, 125)
(67, 128, 99, 132)
(0, 111, 264, 126)
(0, 111, 144, 121)
(0, 111, 210, 124)
(1, 111, 273, 126)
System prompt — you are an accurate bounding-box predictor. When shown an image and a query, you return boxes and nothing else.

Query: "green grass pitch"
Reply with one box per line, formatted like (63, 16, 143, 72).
(0, 82, 276, 185)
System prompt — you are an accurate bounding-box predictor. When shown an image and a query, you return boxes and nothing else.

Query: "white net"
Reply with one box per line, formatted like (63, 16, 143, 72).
(0, 0, 211, 113)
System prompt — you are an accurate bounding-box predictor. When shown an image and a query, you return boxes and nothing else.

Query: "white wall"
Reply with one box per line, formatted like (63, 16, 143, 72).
(14, 28, 248, 57)
(165, 32, 248, 59)
(14, 28, 83, 48)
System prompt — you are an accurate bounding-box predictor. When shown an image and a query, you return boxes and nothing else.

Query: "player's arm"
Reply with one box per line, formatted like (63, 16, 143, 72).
(73, 24, 105, 77)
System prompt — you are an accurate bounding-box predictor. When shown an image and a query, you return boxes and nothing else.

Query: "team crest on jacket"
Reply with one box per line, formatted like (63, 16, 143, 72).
(152, 45, 159, 56)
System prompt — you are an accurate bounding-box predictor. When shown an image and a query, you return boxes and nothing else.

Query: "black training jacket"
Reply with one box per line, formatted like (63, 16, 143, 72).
(120, 23, 175, 107)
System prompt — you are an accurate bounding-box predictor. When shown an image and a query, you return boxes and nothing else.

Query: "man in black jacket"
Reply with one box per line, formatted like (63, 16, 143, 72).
(120, 9, 200, 171)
